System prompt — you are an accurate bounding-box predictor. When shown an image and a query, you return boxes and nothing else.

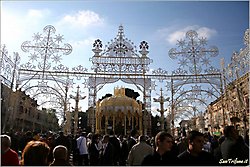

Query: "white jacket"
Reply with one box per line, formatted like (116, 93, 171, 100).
(77, 136, 88, 155)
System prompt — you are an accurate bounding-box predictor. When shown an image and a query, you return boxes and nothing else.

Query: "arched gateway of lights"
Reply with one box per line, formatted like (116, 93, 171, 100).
(1, 25, 248, 136)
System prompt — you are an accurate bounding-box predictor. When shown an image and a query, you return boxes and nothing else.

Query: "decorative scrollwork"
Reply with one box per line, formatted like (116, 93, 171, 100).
(172, 68, 188, 75)
(151, 81, 156, 91)
(53, 64, 69, 72)
(1, 44, 8, 56)
(82, 78, 89, 88)
(186, 30, 198, 39)
(224, 29, 249, 82)
(92, 39, 103, 55)
(244, 29, 249, 46)
(191, 84, 202, 98)
(204, 66, 220, 74)
(165, 82, 171, 91)
(72, 65, 88, 73)
(207, 88, 215, 99)
(90, 25, 152, 74)
(0, 45, 20, 86)
(168, 48, 178, 59)
(37, 80, 49, 93)
(20, 62, 36, 70)
(139, 41, 149, 56)
(152, 68, 168, 75)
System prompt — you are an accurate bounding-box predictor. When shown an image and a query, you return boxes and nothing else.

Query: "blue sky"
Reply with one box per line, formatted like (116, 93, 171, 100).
(1, 1, 249, 120)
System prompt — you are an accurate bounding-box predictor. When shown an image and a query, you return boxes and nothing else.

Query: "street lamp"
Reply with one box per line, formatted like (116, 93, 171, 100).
(69, 85, 86, 136)
(153, 88, 170, 131)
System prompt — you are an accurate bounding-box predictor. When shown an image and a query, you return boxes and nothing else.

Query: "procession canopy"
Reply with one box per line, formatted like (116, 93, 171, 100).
(96, 87, 143, 135)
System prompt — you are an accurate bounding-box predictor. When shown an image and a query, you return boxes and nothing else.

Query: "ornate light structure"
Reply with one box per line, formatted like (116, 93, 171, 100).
(0, 45, 20, 131)
(0, 45, 20, 88)
(17, 26, 74, 129)
(21, 25, 72, 75)
(88, 25, 153, 134)
(15, 25, 155, 135)
(2, 25, 226, 136)
(168, 30, 222, 134)
(169, 30, 219, 75)
(153, 88, 170, 130)
(221, 29, 249, 136)
(70, 85, 86, 136)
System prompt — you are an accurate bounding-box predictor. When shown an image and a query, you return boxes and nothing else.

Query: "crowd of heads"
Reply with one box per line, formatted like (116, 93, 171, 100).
(1, 125, 249, 166)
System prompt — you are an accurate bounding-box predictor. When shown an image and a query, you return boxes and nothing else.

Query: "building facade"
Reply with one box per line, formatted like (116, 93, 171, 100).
(1, 83, 59, 133)
(204, 72, 249, 136)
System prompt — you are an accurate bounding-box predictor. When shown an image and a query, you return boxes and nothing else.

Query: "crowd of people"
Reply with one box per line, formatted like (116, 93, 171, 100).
(1, 126, 249, 166)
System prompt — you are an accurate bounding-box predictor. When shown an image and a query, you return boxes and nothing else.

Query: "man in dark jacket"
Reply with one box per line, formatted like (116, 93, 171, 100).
(127, 129, 138, 152)
(178, 130, 217, 166)
(108, 130, 120, 165)
(141, 131, 178, 165)
(100, 135, 114, 165)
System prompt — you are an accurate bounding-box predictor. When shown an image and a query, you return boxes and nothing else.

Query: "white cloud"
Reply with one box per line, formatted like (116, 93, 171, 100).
(58, 10, 105, 28)
(1, 9, 23, 45)
(27, 9, 50, 19)
(1, 8, 52, 53)
(70, 37, 96, 48)
(157, 25, 217, 45)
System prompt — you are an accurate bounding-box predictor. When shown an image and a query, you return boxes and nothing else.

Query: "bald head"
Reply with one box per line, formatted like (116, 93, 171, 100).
(53, 145, 68, 160)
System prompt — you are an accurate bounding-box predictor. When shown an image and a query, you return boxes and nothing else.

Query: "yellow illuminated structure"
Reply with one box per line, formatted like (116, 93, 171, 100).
(96, 87, 143, 135)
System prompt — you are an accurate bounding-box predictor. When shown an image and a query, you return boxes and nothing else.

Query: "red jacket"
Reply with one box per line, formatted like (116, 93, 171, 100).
(1, 148, 19, 166)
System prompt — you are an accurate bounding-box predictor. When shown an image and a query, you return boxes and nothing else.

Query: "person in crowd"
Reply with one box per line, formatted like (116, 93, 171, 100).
(177, 136, 188, 154)
(203, 133, 212, 152)
(54, 131, 71, 160)
(99, 135, 114, 165)
(72, 134, 78, 165)
(76, 132, 89, 165)
(46, 136, 56, 164)
(170, 138, 179, 158)
(178, 130, 217, 165)
(210, 135, 219, 155)
(108, 130, 121, 165)
(8, 131, 19, 153)
(88, 134, 101, 165)
(20, 131, 33, 153)
(20, 140, 50, 166)
(97, 134, 103, 150)
(127, 129, 138, 152)
(86, 133, 93, 146)
(127, 135, 154, 165)
(244, 130, 249, 146)
(118, 135, 129, 166)
(220, 125, 239, 159)
(213, 136, 225, 162)
(141, 131, 178, 165)
(49, 145, 71, 166)
(33, 131, 40, 141)
(1, 134, 19, 166)
(220, 126, 249, 165)
(230, 135, 249, 165)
